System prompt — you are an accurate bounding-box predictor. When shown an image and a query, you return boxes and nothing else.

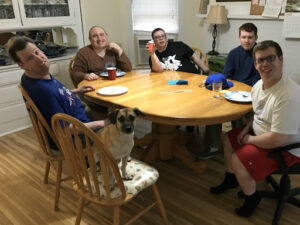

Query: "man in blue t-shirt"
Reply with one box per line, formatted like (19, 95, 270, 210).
(223, 23, 260, 86)
(7, 36, 108, 150)
(198, 23, 261, 159)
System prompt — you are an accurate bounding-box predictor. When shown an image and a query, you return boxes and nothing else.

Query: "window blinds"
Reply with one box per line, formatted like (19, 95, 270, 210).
(131, 0, 179, 33)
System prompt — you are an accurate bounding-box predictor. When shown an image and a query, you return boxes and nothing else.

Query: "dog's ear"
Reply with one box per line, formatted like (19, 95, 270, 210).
(133, 108, 145, 117)
(108, 109, 119, 124)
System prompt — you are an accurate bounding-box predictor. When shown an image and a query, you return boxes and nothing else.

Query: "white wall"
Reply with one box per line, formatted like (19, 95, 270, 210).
(182, 0, 205, 49)
(79, 0, 130, 53)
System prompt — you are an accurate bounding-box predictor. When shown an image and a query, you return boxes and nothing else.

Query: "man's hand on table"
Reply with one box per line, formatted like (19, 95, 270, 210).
(84, 73, 98, 81)
(72, 84, 95, 94)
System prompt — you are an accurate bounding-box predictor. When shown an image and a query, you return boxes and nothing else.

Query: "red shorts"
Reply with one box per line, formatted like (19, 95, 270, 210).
(228, 127, 300, 182)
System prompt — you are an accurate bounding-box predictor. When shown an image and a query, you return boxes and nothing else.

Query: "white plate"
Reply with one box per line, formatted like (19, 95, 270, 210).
(97, 86, 128, 96)
(100, 71, 126, 77)
(224, 91, 252, 103)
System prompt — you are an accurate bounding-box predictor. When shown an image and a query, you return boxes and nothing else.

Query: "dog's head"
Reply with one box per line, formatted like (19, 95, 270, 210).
(108, 108, 144, 134)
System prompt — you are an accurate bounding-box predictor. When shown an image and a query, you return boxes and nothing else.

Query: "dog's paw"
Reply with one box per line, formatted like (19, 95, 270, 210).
(122, 174, 134, 181)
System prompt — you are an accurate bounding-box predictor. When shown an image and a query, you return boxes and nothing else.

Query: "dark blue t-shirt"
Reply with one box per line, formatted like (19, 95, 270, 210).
(21, 74, 90, 149)
(223, 45, 260, 86)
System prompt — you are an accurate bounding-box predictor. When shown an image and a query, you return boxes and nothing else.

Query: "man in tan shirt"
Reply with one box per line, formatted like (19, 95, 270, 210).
(71, 26, 132, 116)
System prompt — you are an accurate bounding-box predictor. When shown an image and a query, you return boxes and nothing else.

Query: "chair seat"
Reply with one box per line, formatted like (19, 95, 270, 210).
(87, 158, 159, 198)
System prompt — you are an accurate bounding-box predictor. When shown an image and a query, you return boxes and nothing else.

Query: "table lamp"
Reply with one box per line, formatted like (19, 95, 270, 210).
(205, 5, 228, 56)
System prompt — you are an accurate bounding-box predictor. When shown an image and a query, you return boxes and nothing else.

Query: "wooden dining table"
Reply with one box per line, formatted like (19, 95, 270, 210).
(78, 70, 252, 174)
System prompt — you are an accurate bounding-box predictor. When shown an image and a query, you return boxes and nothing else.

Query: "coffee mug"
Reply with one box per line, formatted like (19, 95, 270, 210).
(107, 67, 116, 80)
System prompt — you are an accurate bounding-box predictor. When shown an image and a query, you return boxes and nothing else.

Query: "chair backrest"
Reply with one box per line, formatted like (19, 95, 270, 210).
(18, 85, 62, 159)
(191, 47, 209, 75)
(68, 56, 77, 88)
(51, 113, 127, 203)
(68, 56, 88, 106)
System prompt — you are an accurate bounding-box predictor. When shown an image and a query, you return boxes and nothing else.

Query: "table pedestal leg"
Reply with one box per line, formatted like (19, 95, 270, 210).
(134, 123, 206, 174)
(134, 133, 153, 147)
(172, 143, 206, 174)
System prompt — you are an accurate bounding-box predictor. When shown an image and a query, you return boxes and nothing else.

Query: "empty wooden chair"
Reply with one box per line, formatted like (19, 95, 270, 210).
(191, 47, 209, 75)
(18, 85, 71, 211)
(52, 113, 169, 225)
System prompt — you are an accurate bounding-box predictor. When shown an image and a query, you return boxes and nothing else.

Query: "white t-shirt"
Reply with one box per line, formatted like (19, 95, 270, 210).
(251, 75, 300, 157)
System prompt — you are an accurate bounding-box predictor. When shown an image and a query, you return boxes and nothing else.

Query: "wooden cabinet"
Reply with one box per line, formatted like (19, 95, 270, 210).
(0, 0, 22, 29)
(0, 0, 83, 136)
(0, 57, 74, 136)
(0, 65, 29, 135)
(0, 0, 78, 30)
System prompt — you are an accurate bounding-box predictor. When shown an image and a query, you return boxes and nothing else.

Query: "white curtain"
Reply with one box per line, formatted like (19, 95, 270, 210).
(131, 0, 179, 33)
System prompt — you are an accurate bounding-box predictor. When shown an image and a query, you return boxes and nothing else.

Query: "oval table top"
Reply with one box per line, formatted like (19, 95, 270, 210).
(79, 70, 252, 126)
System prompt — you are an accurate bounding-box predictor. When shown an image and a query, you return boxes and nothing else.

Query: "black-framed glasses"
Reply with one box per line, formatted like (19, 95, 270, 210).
(153, 34, 166, 40)
(255, 55, 277, 65)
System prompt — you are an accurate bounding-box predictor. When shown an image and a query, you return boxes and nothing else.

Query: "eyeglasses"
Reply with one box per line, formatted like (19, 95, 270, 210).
(255, 55, 277, 65)
(153, 34, 166, 40)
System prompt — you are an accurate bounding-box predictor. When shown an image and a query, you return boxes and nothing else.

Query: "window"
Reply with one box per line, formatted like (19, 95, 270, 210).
(131, 0, 179, 33)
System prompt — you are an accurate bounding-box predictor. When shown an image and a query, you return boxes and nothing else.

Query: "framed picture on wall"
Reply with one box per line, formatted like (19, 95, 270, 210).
(286, 0, 300, 12)
(216, 0, 250, 2)
(199, 0, 209, 14)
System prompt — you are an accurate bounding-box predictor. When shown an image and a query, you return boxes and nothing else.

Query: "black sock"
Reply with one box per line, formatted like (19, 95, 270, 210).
(235, 191, 261, 217)
(210, 172, 238, 194)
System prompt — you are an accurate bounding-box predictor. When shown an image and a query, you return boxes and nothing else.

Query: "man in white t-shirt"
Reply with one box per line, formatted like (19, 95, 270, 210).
(210, 40, 300, 217)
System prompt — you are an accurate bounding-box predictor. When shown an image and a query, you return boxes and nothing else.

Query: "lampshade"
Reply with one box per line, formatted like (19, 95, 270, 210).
(205, 5, 228, 25)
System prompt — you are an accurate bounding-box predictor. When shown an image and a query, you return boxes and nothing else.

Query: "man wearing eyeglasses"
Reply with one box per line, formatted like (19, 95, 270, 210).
(146, 27, 211, 143)
(146, 27, 209, 74)
(211, 40, 300, 217)
(198, 23, 261, 160)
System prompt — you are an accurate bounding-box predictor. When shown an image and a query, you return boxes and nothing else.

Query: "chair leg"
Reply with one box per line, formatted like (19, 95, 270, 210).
(260, 175, 280, 199)
(75, 197, 85, 225)
(44, 160, 51, 184)
(266, 175, 280, 191)
(54, 161, 63, 211)
(272, 175, 290, 225)
(272, 195, 287, 225)
(152, 184, 169, 225)
(286, 187, 300, 207)
(113, 206, 120, 225)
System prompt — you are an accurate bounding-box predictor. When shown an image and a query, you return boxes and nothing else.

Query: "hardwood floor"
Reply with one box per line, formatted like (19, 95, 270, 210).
(1, 126, 300, 225)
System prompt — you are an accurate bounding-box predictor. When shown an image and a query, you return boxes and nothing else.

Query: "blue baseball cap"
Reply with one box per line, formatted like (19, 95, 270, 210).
(205, 73, 234, 90)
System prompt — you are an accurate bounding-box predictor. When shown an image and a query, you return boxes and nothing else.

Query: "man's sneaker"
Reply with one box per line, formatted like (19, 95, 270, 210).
(196, 148, 221, 159)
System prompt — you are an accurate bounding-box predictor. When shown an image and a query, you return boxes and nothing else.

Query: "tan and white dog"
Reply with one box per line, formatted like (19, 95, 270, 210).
(97, 107, 144, 180)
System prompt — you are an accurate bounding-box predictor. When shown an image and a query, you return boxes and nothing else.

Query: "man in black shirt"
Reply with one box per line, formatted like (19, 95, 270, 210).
(146, 28, 220, 157)
(147, 28, 209, 74)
